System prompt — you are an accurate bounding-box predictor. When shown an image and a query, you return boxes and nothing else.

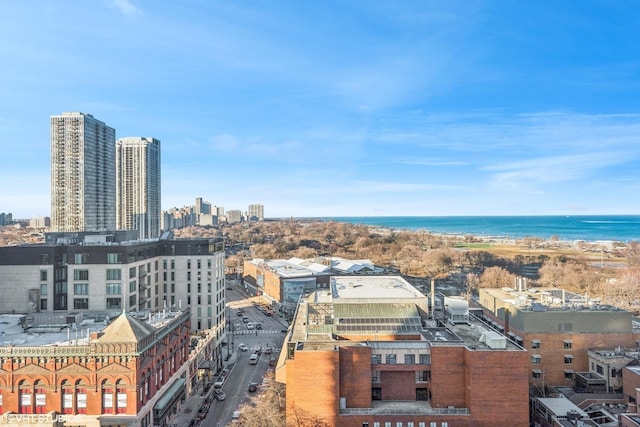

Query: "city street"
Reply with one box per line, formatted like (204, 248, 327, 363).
(176, 281, 289, 427)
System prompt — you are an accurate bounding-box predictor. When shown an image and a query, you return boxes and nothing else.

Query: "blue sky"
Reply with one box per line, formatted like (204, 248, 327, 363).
(1, 1, 640, 218)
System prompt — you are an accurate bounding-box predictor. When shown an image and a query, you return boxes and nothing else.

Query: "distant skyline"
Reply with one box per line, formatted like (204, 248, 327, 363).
(1, 1, 640, 218)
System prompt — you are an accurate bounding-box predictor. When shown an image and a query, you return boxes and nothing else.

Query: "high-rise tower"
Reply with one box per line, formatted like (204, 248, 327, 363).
(116, 137, 161, 239)
(50, 112, 116, 232)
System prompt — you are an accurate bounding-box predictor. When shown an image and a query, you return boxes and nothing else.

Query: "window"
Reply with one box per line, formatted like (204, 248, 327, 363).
(41, 253, 49, 264)
(416, 371, 430, 382)
(106, 283, 122, 295)
(372, 370, 380, 381)
(531, 339, 540, 349)
(564, 355, 573, 364)
(130, 281, 136, 292)
(40, 270, 48, 281)
(362, 423, 369, 427)
(396, 423, 403, 427)
(371, 353, 382, 364)
(73, 269, 89, 281)
(129, 267, 136, 279)
(106, 298, 121, 309)
(532, 369, 542, 379)
(408, 423, 414, 427)
(129, 295, 136, 307)
(386, 354, 397, 364)
(532, 354, 541, 364)
(564, 340, 573, 349)
(74, 298, 88, 309)
(419, 354, 431, 364)
(404, 354, 416, 364)
(107, 253, 121, 264)
(441, 423, 448, 427)
(40, 299, 47, 310)
(385, 422, 391, 427)
(40, 284, 48, 296)
(74, 283, 88, 295)
(106, 269, 121, 280)
(564, 370, 574, 379)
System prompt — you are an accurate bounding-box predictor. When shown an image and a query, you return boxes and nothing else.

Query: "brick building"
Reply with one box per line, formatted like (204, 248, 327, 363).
(276, 276, 529, 427)
(477, 287, 640, 389)
(0, 309, 193, 427)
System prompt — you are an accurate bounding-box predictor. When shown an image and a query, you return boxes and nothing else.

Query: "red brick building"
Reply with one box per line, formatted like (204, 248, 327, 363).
(276, 276, 530, 427)
(478, 287, 640, 388)
(0, 310, 192, 427)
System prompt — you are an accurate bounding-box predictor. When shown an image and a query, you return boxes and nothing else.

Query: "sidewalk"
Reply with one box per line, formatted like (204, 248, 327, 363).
(169, 352, 239, 427)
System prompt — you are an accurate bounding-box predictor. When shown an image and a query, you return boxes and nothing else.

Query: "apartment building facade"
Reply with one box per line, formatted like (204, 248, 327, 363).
(50, 112, 116, 233)
(0, 232, 226, 336)
(277, 276, 529, 427)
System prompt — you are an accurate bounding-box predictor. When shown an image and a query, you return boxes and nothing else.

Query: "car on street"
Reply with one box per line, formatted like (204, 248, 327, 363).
(264, 346, 272, 354)
(265, 311, 272, 316)
(213, 389, 226, 401)
(269, 357, 277, 367)
(253, 346, 262, 355)
(238, 343, 248, 351)
(247, 322, 254, 329)
(255, 323, 263, 330)
(248, 382, 258, 392)
(242, 316, 249, 323)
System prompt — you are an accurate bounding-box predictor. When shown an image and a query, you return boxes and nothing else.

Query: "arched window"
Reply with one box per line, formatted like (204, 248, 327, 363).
(102, 379, 114, 414)
(76, 380, 87, 414)
(116, 380, 127, 414)
(34, 380, 47, 414)
(18, 380, 32, 414)
(61, 379, 74, 414)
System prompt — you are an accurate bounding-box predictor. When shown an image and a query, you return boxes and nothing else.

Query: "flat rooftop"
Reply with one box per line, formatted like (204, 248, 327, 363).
(323, 276, 425, 302)
(481, 287, 626, 313)
(0, 311, 183, 348)
(251, 258, 324, 278)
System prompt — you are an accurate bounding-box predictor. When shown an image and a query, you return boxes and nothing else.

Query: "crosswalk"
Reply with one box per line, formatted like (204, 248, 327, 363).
(234, 330, 283, 335)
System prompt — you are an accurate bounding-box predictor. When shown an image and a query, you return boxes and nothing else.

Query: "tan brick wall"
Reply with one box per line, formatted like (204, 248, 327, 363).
(286, 350, 340, 426)
(464, 349, 530, 426)
(430, 346, 466, 408)
(339, 346, 372, 408)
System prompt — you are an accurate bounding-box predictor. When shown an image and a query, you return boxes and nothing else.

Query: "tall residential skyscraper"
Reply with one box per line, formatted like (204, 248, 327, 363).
(50, 112, 116, 232)
(116, 137, 161, 239)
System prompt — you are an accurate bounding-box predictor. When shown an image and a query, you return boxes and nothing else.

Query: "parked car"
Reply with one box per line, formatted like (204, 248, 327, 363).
(265, 311, 272, 316)
(213, 389, 226, 401)
(248, 382, 258, 392)
(242, 316, 249, 323)
(246, 322, 254, 329)
(269, 357, 277, 367)
(255, 323, 263, 330)
(238, 343, 248, 351)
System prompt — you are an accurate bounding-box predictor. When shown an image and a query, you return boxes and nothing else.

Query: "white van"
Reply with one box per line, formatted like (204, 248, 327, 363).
(249, 353, 259, 365)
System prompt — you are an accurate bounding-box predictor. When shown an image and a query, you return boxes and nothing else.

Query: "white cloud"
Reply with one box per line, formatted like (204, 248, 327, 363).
(108, 0, 141, 16)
